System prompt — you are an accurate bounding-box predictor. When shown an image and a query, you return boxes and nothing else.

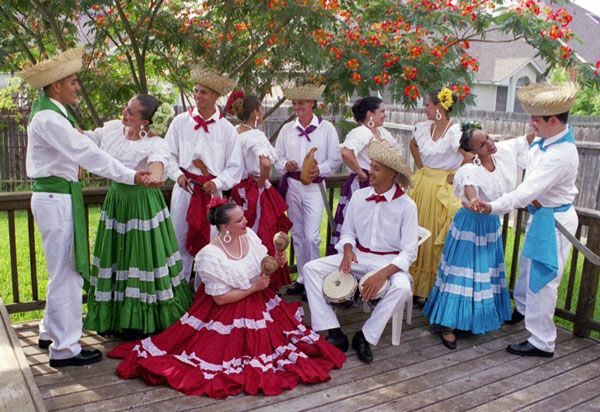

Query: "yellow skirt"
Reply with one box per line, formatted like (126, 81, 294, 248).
(409, 167, 462, 298)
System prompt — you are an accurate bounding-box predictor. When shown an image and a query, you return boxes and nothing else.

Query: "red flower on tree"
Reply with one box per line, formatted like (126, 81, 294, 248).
(404, 84, 420, 100)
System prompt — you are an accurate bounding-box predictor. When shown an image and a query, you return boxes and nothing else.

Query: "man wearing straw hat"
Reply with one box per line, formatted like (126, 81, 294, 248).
(475, 83, 579, 357)
(274, 83, 341, 298)
(165, 66, 242, 282)
(303, 139, 418, 363)
(19, 48, 150, 367)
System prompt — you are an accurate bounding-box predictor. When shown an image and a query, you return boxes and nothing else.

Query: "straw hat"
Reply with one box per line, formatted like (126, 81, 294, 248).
(282, 84, 325, 101)
(18, 48, 83, 89)
(517, 83, 577, 116)
(368, 138, 413, 189)
(190, 65, 236, 96)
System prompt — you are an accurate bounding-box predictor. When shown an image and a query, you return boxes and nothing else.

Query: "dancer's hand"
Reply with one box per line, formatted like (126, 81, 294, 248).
(134, 171, 151, 186)
(358, 171, 369, 182)
(275, 250, 288, 267)
(202, 180, 217, 194)
(307, 165, 320, 180)
(251, 274, 270, 291)
(142, 174, 164, 188)
(285, 161, 299, 172)
(177, 174, 193, 193)
(360, 271, 386, 302)
(340, 249, 357, 273)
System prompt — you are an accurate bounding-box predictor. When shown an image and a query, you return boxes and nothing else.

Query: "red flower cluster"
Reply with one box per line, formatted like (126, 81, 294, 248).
(404, 84, 420, 100)
(553, 8, 572, 27)
(402, 66, 418, 81)
(451, 84, 471, 101)
(384, 53, 399, 68)
(346, 59, 360, 70)
(350, 72, 362, 86)
(460, 54, 479, 72)
(595, 61, 600, 77)
(560, 46, 572, 59)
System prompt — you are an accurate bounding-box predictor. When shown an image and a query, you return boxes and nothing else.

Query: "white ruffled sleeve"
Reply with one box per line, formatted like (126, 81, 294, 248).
(339, 126, 370, 156)
(83, 119, 122, 147)
(146, 136, 171, 167)
(246, 229, 269, 260)
(194, 247, 234, 296)
(453, 163, 480, 200)
(447, 123, 462, 151)
(412, 121, 431, 147)
(248, 131, 277, 162)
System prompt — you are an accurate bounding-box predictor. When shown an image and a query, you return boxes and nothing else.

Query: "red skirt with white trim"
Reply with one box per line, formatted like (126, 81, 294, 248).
(108, 286, 346, 399)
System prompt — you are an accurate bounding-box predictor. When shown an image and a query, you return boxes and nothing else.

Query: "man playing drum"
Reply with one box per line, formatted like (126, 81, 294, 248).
(304, 138, 418, 363)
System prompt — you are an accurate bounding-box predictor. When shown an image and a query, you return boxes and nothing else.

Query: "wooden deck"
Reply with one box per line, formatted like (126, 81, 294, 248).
(13, 304, 600, 412)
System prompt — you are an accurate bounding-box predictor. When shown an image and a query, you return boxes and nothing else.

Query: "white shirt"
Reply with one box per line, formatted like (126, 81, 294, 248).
(337, 185, 419, 272)
(84, 120, 170, 172)
(490, 127, 579, 214)
(194, 229, 268, 296)
(274, 114, 341, 177)
(413, 120, 463, 170)
(165, 107, 243, 191)
(339, 125, 397, 171)
(26, 98, 135, 184)
(453, 136, 530, 203)
(236, 128, 277, 179)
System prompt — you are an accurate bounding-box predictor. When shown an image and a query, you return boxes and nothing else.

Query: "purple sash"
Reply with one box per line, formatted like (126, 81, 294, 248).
(276, 171, 324, 199)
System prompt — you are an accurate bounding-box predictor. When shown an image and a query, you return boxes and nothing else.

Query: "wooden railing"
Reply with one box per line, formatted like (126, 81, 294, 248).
(1, 175, 599, 337)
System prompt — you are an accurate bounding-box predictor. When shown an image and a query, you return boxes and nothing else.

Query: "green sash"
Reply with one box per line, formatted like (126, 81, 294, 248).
(32, 176, 89, 286)
(29, 94, 77, 126)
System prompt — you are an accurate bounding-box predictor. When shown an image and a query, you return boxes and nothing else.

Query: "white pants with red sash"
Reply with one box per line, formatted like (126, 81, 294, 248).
(304, 250, 411, 345)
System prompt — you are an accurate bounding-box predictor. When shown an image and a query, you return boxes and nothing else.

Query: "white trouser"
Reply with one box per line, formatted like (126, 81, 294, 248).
(513, 207, 578, 352)
(286, 179, 324, 283)
(304, 251, 411, 346)
(32, 192, 82, 360)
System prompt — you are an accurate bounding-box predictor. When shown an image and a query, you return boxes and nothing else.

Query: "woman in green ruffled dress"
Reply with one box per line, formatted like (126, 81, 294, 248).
(83, 95, 193, 337)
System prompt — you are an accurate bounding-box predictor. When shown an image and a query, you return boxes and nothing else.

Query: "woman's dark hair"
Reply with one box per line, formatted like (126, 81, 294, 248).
(427, 88, 459, 115)
(208, 202, 238, 228)
(351, 96, 383, 123)
(231, 95, 261, 122)
(459, 122, 483, 152)
(135, 94, 161, 124)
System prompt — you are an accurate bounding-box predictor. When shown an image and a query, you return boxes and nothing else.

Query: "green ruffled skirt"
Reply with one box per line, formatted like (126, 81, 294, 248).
(84, 182, 193, 335)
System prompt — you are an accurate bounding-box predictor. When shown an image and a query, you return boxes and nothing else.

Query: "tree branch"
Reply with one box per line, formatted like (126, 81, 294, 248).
(264, 96, 286, 121)
(113, 0, 147, 92)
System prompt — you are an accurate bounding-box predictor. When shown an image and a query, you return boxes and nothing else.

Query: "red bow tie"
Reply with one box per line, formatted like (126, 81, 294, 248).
(365, 194, 387, 203)
(192, 116, 215, 133)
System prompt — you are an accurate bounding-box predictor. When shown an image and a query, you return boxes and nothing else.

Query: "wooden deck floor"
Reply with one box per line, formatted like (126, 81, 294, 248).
(14, 304, 600, 412)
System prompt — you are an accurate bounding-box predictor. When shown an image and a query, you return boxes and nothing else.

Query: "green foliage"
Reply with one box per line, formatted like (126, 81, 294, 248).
(550, 67, 600, 116)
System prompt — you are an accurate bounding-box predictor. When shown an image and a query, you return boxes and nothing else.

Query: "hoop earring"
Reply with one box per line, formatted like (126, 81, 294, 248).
(472, 154, 481, 166)
(435, 109, 442, 121)
(139, 126, 148, 139)
(254, 117, 258, 128)
(366, 117, 375, 128)
(222, 230, 232, 243)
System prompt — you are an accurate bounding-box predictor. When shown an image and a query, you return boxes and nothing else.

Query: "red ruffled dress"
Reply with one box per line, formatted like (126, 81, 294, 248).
(108, 230, 345, 399)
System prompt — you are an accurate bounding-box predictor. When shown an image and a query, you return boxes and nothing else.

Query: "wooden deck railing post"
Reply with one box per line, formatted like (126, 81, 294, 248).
(573, 221, 600, 337)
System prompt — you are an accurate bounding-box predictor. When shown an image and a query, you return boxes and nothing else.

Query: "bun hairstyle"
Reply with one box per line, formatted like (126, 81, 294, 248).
(428, 88, 459, 114)
(207, 199, 237, 228)
(232, 95, 261, 122)
(459, 121, 483, 152)
(351, 96, 383, 123)
(135, 94, 162, 123)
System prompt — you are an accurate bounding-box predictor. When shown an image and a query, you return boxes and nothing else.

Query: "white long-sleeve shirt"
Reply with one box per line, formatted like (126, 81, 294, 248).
(165, 107, 243, 191)
(490, 127, 579, 214)
(274, 115, 341, 177)
(26, 99, 135, 184)
(339, 125, 397, 172)
(337, 185, 419, 273)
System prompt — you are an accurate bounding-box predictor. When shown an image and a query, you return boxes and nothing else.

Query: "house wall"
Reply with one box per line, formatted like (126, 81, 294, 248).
(470, 84, 497, 111)
(507, 64, 539, 112)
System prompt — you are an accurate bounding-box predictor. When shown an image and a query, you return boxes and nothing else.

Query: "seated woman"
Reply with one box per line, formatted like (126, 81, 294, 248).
(423, 124, 534, 349)
(108, 200, 346, 399)
(83, 94, 193, 338)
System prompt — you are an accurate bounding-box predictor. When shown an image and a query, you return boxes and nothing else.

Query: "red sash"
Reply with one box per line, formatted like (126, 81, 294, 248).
(181, 167, 216, 255)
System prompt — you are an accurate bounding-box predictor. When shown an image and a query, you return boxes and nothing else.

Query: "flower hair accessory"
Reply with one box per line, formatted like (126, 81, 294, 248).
(150, 102, 175, 136)
(207, 197, 229, 211)
(225, 90, 245, 115)
(460, 120, 482, 133)
(437, 87, 454, 111)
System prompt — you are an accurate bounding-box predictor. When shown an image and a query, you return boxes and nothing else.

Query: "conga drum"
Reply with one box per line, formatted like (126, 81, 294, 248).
(323, 271, 357, 304)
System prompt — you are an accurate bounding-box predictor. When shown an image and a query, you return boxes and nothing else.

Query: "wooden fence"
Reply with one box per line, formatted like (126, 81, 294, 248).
(1, 176, 599, 338)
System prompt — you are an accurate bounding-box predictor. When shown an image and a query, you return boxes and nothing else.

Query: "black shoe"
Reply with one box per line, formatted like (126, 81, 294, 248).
(49, 349, 103, 368)
(38, 339, 52, 349)
(352, 330, 373, 364)
(326, 334, 349, 352)
(286, 282, 305, 296)
(505, 308, 525, 325)
(441, 328, 457, 350)
(506, 341, 553, 358)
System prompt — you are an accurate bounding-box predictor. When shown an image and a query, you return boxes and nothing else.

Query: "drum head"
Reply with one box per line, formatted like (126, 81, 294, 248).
(359, 270, 389, 300)
(323, 271, 357, 303)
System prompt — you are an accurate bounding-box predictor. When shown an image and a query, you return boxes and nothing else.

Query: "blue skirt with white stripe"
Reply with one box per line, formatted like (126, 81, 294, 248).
(422, 208, 512, 334)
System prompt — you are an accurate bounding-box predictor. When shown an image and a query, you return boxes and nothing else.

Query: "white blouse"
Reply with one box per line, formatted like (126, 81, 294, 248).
(339, 125, 397, 171)
(236, 128, 277, 179)
(84, 120, 170, 171)
(413, 120, 463, 170)
(453, 136, 530, 203)
(194, 229, 268, 296)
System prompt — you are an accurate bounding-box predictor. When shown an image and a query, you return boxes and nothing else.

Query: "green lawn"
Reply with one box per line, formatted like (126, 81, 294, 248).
(1, 194, 598, 339)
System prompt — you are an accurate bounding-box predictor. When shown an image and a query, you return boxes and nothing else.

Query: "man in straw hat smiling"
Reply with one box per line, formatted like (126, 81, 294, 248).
(474, 83, 579, 358)
(303, 138, 418, 363)
(20, 48, 150, 367)
(165, 66, 242, 283)
(274, 82, 341, 299)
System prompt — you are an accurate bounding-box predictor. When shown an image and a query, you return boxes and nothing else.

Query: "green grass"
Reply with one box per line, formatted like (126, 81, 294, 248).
(1, 193, 598, 339)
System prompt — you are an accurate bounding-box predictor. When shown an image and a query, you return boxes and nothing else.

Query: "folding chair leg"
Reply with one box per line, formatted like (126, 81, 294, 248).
(391, 300, 405, 346)
(406, 293, 412, 325)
